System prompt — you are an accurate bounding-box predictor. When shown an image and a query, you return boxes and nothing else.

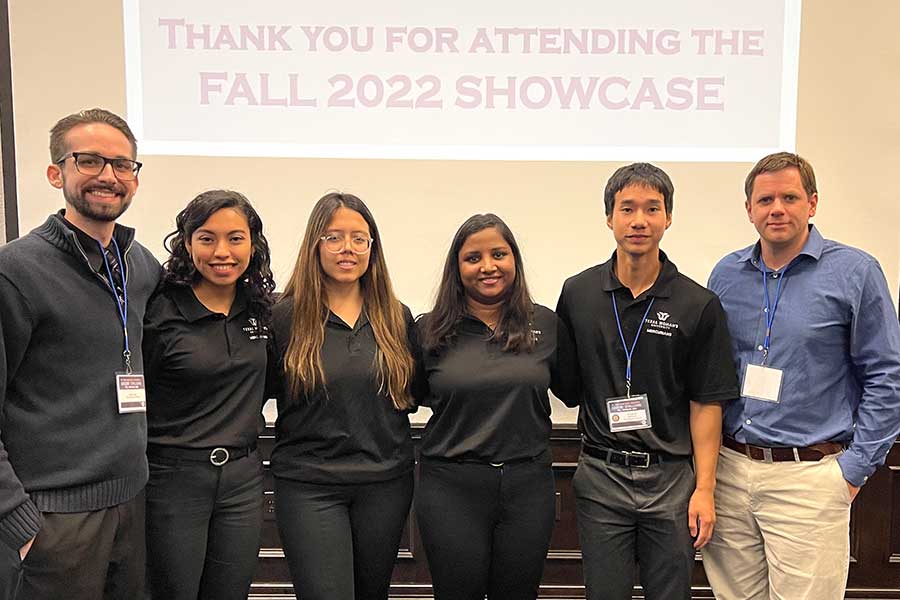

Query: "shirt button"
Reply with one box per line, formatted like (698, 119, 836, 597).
(745, 419, 752, 425)
(757, 345, 764, 351)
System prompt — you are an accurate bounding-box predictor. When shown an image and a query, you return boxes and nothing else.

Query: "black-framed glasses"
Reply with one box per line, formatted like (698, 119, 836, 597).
(57, 152, 142, 181)
(319, 233, 374, 254)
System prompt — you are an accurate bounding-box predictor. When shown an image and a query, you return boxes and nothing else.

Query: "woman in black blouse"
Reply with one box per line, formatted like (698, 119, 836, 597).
(270, 192, 418, 600)
(143, 190, 275, 600)
(416, 213, 579, 600)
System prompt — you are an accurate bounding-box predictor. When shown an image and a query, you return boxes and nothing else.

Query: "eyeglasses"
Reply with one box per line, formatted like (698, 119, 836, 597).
(319, 233, 374, 254)
(57, 152, 142, 181)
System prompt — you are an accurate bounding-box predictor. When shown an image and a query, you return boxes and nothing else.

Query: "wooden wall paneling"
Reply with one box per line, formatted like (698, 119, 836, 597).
(252, 426, 900, 599)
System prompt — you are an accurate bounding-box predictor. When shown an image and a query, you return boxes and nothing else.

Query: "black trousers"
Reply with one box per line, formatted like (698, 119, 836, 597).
(573, 453, 696, 600)
(145, 449, 264, 600)
(274, 472, 414, 600)
(0, 492, 145, 600)
(415, 457, 556, 600)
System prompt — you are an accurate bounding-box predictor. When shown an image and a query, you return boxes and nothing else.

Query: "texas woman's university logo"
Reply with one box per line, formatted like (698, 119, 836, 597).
(243, 317, 270, 341)
(646, 311, 678, 337)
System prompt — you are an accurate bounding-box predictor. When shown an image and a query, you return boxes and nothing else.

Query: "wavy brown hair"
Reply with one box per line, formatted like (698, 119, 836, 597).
(280, 192, 414, 409)
(422, 213, 535, 355)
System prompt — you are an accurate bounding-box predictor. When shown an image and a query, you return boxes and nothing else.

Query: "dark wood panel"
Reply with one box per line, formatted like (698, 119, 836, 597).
(253, 425, 900, 599)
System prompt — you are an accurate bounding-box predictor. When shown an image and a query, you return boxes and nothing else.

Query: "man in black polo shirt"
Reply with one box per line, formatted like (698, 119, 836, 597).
(556, 163, 739, 599)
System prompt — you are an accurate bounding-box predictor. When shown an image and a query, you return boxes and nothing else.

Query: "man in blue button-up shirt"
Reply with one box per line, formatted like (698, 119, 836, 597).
(701, 152, 900, 600)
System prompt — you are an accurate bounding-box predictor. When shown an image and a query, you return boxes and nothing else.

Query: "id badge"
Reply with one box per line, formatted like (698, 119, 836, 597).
(116, 372, 147, 413)
(606, 395, 652, 432)
(742, 363, 783, 403)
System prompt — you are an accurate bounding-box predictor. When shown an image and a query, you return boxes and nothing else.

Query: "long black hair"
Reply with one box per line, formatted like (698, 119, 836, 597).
(163, 189, 275, 324)
(423, 213, 534, 354)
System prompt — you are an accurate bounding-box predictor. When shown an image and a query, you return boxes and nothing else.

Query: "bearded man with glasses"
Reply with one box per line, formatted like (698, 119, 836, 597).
(0, 108, 160, 600)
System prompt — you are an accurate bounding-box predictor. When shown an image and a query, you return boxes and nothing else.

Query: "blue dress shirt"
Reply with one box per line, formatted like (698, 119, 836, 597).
(708, 226, 900, 486)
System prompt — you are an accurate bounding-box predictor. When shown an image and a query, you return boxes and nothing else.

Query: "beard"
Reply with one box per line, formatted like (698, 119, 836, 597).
(63, 184, 133, 223)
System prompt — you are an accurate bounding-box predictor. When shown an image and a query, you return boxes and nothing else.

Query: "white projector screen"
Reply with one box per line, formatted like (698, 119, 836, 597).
(123, 0, 801, 161)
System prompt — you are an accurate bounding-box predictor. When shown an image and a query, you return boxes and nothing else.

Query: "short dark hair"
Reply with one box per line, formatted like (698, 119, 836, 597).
(163, 190, 275, 324)
(422, 213, 535, 354)
(49, 108, 137, 163)
(603, 162, 674, 216)
(745, 152, 817, 200)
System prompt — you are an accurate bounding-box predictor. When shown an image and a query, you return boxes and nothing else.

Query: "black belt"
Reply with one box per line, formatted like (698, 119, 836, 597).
(423, 453, 540, 468)
(148, 442, 257, 467)
(581, 443, 684, 469)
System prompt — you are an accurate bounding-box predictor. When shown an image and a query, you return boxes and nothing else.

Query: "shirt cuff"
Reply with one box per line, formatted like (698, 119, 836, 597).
(0, 499, 42, 552)
(836, 450, 876, 488)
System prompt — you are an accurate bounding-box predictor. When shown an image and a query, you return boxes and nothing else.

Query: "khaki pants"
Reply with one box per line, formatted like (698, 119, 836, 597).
(702, 447, 851, 600)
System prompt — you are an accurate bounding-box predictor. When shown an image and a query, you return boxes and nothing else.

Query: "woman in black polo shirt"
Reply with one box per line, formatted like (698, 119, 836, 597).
(416, 213, 579, 600)
(143, 190, 275, 600)
(270, 192, 418, 600)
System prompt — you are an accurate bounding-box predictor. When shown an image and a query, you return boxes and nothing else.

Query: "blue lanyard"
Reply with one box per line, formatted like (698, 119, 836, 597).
(760, 263, 791, 365)
(611, 292, 655, 397)
(97, 239, 132, 373)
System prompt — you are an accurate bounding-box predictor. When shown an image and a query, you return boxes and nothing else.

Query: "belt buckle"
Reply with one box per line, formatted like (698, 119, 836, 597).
(210, 447, 230, 467)
(625, 451, 651, 469)
(762, 447, 774, 463)
(489, 462, 504, 468)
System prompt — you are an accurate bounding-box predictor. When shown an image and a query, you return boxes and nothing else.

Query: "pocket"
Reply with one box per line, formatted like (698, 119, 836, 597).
(0, 540, 24, 598)
(146, 456, 181, 486)
(827, 456, 851, 504)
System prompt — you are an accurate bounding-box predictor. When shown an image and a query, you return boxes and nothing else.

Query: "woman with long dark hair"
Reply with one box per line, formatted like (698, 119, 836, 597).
(270, 192, 418, 600)
(143, 190, 275, 600)
(416, 213, 579, 600)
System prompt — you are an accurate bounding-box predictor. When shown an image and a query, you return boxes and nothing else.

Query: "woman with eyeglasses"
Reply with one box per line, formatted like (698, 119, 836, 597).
(143, 190, 275, 600)
(415, 213, 580, 600)
(269, 192, 419, 600)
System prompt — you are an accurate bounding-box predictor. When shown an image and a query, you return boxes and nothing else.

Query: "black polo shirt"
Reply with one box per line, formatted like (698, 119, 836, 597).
(556, 251, 738, 457)
(143, 284, 269, 449)
(269, 299, 417, 485)
(417, 304, 580, 463)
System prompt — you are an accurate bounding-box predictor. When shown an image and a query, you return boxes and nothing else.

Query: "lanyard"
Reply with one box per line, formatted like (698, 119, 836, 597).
(760, 262, 791, 365)
(611, 292, 655, 398)
(97, 239, 132, 373)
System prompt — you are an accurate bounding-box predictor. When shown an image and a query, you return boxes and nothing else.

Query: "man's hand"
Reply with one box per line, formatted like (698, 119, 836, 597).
(688, 488, 716, 549)
(847, 481, 860, 502)
(19, 536, 34, 561)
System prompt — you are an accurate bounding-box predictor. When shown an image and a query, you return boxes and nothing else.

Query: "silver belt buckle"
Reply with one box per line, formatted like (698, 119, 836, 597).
(210, 447, 230, 466)
(625, 451, 651, 468)
(762, 447, 774, 463)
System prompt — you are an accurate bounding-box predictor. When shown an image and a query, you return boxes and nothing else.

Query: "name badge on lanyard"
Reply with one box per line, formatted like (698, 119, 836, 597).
(98, 239, 146, 414)
(742, 263, 790, 404)
(606, 292, 654, 432)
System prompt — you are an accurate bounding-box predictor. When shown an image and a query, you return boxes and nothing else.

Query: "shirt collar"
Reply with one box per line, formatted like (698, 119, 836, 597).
(172, 284, 248, 322)
(58, 212, 104, 270)
(598, 249, 678, 299)
(740, 224, 824, 267)
(327, 309, 370, 330)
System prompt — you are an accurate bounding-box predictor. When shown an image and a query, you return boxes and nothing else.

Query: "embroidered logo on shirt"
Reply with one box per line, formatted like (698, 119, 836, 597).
(243, 317, 270, 341)
(645, 313, 679, 337)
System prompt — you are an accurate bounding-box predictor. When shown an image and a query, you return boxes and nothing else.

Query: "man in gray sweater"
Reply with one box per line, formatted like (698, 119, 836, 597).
(0, 108, 160, 599)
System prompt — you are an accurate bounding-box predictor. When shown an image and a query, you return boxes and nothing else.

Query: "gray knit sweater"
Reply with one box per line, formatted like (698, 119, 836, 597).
(0, 212, 160, 551)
